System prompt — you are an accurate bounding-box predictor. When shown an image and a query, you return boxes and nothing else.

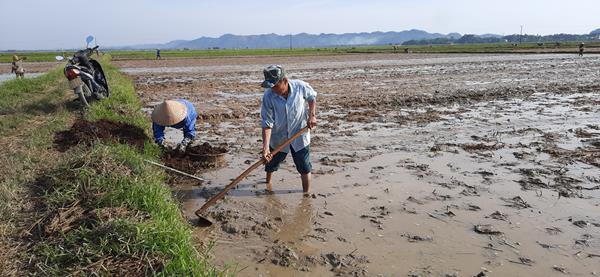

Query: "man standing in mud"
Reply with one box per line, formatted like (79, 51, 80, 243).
(151, 99, 197, 150)
(578, 42, 585, 57)
(260, 65, 317, 194)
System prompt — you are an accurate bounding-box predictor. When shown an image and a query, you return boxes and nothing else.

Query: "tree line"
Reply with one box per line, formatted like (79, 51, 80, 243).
(403, 33, 600, 45)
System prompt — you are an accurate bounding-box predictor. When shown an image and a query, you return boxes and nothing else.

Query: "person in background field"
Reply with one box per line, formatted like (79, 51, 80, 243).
(156, 49, 162, 60)
(151, 99, 197, 150)
(578, 42, 585, 57)
(260, 65, 317, 195)
(11, 55, 25, 79)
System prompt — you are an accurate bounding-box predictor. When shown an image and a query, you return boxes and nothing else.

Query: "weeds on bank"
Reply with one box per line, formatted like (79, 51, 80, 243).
(31, 144, 219, 276)
(86, 59, 148, 130)
(0, 68, 69, 222)
(0, 67, 74, 276)
(85, 56, 222, 275)
(0, 70, 69, 136)
(0, 56, 224, 276)
(0, 69, 64, 112)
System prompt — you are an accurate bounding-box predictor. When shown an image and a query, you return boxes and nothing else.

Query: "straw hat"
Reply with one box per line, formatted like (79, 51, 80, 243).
(151, 100, 188, 126)
(12, 55, 19, 62)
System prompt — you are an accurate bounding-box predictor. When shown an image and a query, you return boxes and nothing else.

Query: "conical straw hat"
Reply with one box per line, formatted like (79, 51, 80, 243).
(12, 55, 19, 62)
(151, 100, 188, 126)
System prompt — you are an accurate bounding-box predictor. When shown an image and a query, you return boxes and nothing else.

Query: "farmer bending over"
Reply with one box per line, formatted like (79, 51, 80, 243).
(11, 55, 25, 79)
(151, 99, 197, 150)
(260, 65, 317, 194)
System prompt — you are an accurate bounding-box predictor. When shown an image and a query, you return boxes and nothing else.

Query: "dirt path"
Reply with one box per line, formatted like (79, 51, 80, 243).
(125, 53, 600, 276)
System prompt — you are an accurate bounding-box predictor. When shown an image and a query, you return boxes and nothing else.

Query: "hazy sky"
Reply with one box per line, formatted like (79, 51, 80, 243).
(1, 0, 598, 50)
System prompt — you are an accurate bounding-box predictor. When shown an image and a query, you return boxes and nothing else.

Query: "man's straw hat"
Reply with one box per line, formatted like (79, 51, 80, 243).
(151, 100, 188, 126)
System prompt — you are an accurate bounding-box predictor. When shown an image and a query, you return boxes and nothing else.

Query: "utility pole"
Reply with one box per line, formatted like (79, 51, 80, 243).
(519, 25, 523, 45)
(289, 33, 293, 50)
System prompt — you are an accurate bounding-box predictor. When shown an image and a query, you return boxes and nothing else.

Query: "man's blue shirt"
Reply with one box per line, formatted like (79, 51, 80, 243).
(152, 99, 197, 143)
(261, 79, 316, 153)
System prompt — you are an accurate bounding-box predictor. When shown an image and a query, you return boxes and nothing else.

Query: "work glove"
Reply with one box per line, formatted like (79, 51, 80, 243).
(176, 137, 192, 152)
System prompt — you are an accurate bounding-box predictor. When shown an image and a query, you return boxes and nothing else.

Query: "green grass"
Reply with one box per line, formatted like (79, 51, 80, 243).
(398, 41, 600, 53)
(0, 66, 73, 277)
(33, 144, 221, 276)
(3, 40, 599, 63)
(0, 69, 68, 135)
(0, 55, 225, 276)
(0, 51, 66, 63)
(85, 60, 150, 129)
(105, 42, 600, 59)
(30, 55, 224, 276)
(108, 48, 354, 60)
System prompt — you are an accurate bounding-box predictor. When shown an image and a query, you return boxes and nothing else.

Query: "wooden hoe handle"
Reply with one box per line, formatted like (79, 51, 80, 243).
(195, 127, 309, 216)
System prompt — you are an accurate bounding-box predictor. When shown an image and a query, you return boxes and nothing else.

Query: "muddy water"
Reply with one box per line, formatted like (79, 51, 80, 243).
(120, 53, 589, 74)
(0, 72, 43, 85)
(126, 54, 600, 276)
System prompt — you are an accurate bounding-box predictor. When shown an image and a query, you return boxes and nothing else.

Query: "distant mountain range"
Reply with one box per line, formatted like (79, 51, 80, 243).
(125, 29, 465, 50)
(124, 28, 600, 50)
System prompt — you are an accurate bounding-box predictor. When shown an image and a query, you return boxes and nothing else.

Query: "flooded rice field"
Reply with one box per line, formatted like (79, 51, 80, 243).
(123, 53, 600, 276)
(0, 72, 44, 85)
(0, 61, 59, 74)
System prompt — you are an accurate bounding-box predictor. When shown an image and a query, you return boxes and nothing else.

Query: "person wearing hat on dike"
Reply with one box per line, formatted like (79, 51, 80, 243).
(260, 65, 317, 194)
(151, 99, 198, 150)
(11, 55, 25, 79)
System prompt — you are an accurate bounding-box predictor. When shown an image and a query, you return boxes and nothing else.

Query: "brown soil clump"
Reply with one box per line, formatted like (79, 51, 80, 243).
(54, 119, 148, 151)
(162, 142, 228, 173)
(187, 142, 229, 156)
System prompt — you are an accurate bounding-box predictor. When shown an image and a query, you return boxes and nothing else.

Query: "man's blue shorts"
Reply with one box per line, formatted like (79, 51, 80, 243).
(265, 145, 312, 174)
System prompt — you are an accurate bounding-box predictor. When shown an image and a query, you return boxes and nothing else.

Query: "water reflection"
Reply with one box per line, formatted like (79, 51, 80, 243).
(265, 194, 314, 243)
(0, 72, 43, 85)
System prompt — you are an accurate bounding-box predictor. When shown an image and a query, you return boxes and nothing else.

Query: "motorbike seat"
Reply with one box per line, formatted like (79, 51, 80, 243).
(80, 67, 94, 75)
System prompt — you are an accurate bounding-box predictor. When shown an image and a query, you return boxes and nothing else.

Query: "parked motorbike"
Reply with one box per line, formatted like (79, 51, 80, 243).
(56, 45, 109, 108)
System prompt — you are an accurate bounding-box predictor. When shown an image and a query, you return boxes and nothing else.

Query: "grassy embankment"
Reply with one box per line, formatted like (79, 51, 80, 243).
(0, 56, 223, 276)
(2, 41, 599, 62)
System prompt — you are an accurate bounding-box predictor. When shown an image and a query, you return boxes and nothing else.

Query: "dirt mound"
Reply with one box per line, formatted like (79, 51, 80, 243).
(162, 142, 228, 173)
(187, 143, 228, 156)
(54, 119, 148, 152)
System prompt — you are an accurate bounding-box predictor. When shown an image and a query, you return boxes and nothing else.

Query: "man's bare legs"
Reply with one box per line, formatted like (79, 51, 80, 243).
(266, 171, 274, 192)
(265, 172, 311, 193)
(301, 173, 311, 193)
